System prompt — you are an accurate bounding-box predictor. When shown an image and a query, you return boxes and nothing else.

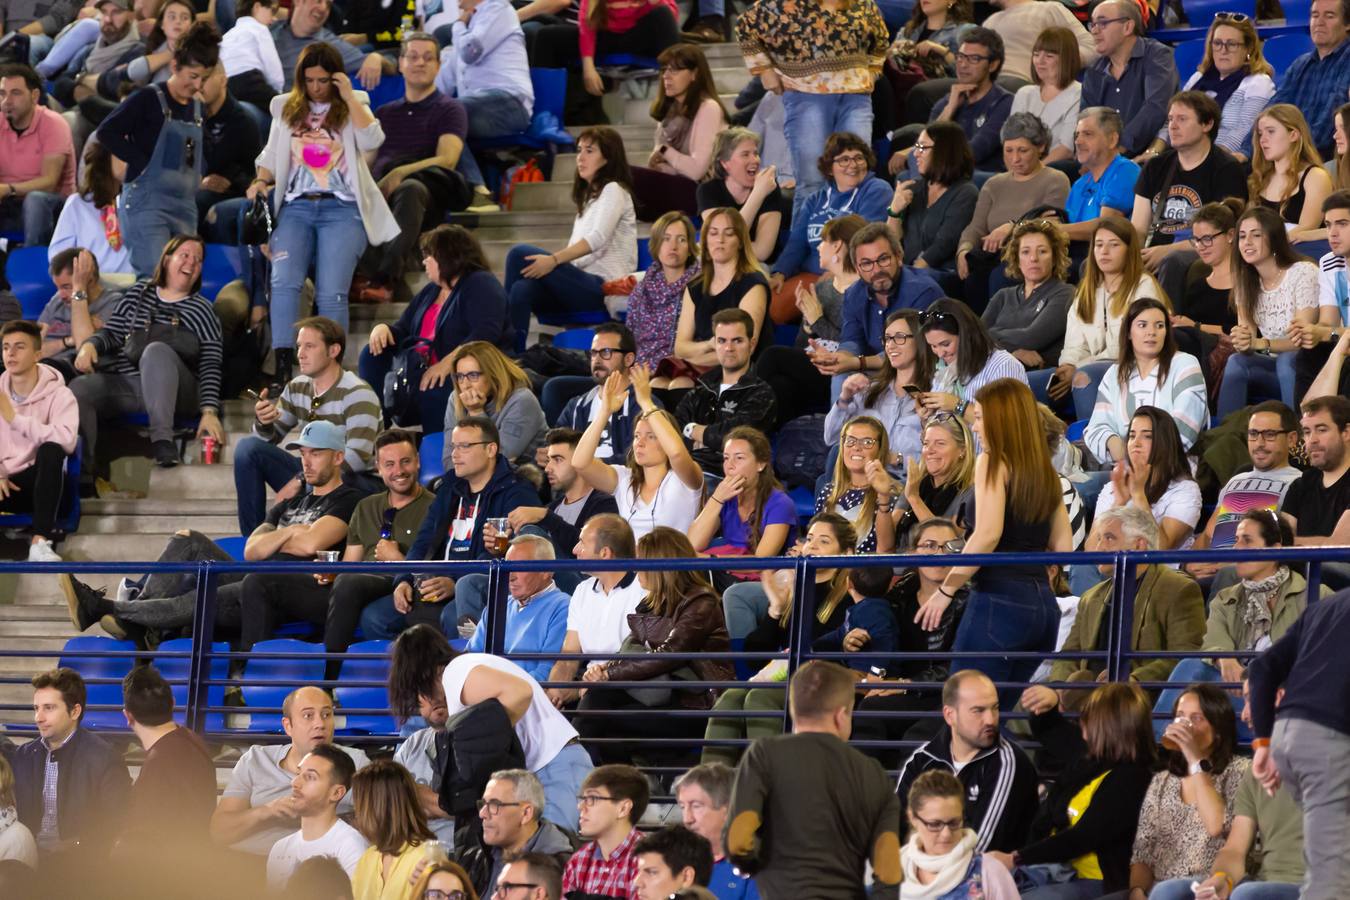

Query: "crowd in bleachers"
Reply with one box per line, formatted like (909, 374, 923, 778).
(2, 0, 1350, 895)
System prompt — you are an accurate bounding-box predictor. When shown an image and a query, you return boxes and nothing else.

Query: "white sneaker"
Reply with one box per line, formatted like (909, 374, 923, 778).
(27, 539, 62, 563)
(115, 577, 141, 604)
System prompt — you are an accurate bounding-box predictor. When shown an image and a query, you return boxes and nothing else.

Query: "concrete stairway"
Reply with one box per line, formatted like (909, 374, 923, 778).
(0, 39, 750, 729)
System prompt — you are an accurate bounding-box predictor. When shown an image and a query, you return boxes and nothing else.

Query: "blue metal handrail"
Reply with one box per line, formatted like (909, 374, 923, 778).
(0, 545, 1344, 741)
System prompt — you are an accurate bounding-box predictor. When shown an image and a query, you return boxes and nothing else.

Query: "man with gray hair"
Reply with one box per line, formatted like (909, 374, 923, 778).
(455, 768, 577, 898)
(673, 763, 759, 899)
(1063, 107, 1140, 243)
(1026, 505, 1204, 711)
(1079, 0, 1178, 157)
(462, 534, 571, 681)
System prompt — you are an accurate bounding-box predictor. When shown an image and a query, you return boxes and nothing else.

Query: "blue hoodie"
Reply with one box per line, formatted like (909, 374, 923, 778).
(396, 454, 540, 586)
(813, 596, 899, 674)
(772, 174, 893, 278)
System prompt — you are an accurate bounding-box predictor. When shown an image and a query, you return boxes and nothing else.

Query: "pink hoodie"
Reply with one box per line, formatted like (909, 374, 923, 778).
(0, 363, 79, 478)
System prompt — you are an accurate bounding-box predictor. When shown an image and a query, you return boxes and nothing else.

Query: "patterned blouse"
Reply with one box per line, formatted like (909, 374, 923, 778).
(625, 260, 700, 368)
(1131, 758, 1251, 881)
(736, 0, 888, 95)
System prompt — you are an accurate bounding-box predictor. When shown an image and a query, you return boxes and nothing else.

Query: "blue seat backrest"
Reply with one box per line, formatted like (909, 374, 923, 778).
(242, 639, 326, 732)
(419, 431, 445, 487)
(6, 246, 55, 319)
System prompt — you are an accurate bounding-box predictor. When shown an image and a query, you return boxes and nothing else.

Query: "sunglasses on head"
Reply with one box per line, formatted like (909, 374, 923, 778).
(919, 308, 960, 333)
(1214, 11, 1249, 22)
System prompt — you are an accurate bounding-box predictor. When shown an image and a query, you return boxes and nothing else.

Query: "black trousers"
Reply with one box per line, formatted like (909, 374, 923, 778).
(325, 573, 397, 678)
(238, 572, 332, 653)
(850, 689, 943, 770)
(0, 442, 67, 539)
(1294, 343, 1350, 406)
(754, 346, 831, 427)
(573, 686, 708, 766)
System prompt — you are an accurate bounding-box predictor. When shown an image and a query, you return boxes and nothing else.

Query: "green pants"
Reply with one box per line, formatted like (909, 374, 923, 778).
(701, 686, 788, 766)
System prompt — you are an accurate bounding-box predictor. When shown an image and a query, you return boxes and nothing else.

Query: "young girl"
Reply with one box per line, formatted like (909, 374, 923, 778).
(1248, 104, 1333, 243)
(689, 425, 796, 560)
(504, 126, 637, 352)
(626, 211, 700, 377)
(1097, 407, 1202, 551)
(219, 0, 285, 108)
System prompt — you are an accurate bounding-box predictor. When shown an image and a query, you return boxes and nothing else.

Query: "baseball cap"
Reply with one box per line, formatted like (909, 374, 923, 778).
(285, 420, 347, 452)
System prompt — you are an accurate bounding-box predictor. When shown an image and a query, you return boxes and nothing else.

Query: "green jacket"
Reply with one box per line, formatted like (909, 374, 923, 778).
(1203, 569, 1330, 656)
(1050, 564, 1206, 684)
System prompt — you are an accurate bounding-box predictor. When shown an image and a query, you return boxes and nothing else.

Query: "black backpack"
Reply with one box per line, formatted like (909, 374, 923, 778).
(774, 414, 830, 489)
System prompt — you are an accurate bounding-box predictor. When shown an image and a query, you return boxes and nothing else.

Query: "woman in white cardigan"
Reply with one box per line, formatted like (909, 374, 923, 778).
(246, 42, 398, 368)
(504, 125, 638, 352)
(1085, 297, 1209, 469)
(1009, 26, 1083, 165)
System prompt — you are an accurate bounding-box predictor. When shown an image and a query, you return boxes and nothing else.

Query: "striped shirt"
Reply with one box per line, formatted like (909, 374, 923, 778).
(929, 348, 1029, 402)
(1084, 351, 1209, 459)
(87, 280, 223, 412)
(1318, 250, 1349, 326)
(254, 370, 381, 473)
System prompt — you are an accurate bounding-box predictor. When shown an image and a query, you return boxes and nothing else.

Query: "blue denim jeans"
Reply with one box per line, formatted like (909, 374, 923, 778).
(461, 90, 532, 139)
(1217, 351, 1295, 420)
(359, 592, 460, 640)
(505, 244, 607, 351)
(1071, 360, 1112, 423)
(781, 90, 873, 215)
(952, 576, 1059, 704)
(722, 581, 770, 641)
(1150, 879, 1302, 900)
(1153, 657, 1252, 742)
(0, 190, 62, 245)
(537, 742, 593, 832)
(232, 436, 303, 535)
(270, 196, 368, 343)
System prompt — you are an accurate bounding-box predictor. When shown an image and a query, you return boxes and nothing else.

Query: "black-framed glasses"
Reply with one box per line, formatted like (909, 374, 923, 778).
(588, 348, 625, 360)
(477, 798, 525, 816)
(855, 252, 895, 273)
(1210, 38, 1245, 51)
(911, 141, 934, 155)
(1192, 231, 1225, 249)
(913, 813, 965, 834)
(493, 884, 539, 897)
(883, 332, 914, 346)
(447, 440, 489, 452)
(915, 538, 966, 553)
(1088, 15, 1126, 30)
(954, 51, 990, 63)
(426, 891, 468, 900)
(920, 309, 960, 333)
(454, 370, 484, 384)
(576, 793, 617, 807)
(1214, 11, 1250, 21)
(1247, 428, 1289, 442)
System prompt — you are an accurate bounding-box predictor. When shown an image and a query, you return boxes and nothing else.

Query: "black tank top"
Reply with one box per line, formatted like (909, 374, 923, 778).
(962, 484, 1055, 582)
(1260, 166, 1313, 226)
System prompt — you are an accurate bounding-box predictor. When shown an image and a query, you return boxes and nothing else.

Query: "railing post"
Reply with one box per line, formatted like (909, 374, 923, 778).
(782, 555, 812, 731)
(484, 559, 508, 655)
(1306, 559, 1323, 604)
(1107, 550, 1138, 683)
(186, 559, 219, 733)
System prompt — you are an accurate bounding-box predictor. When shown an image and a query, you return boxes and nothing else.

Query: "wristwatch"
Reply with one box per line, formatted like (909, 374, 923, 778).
(683, 422, 697, 440)
(1329, 329, 1342, 344)
(72, 290, 87, 303)
(1188, 759, 1213, 776)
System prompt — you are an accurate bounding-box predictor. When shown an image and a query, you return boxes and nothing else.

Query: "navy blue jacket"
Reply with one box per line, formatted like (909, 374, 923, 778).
(389, 272, 514, 357)
(557, 385, 656, 465)
(398, 454, 539, 584)
(813, 596, 899, 674)
(12, 725, 132, 853)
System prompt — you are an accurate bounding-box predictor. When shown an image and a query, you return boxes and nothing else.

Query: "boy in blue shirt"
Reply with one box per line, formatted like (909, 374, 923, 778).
(813, 566, 899, 674)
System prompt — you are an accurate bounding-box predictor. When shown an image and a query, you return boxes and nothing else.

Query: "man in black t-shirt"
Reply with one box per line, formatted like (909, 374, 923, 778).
(59, 420, 365, 643)
(1283, 396, 1350, 545)
(1130, 90, 1247, 303)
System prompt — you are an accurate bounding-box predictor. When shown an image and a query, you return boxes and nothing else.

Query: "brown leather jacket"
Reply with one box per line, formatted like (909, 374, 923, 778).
(605, 585, 734, 709)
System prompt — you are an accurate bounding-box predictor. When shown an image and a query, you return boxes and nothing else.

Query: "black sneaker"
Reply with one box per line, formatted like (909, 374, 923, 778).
(152, 440, 180, 468)
(59, 574, 108, 632)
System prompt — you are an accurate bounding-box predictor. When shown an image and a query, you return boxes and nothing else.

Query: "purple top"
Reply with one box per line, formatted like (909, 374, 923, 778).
(372, 90, 468, 180)
(719, 488, 797, 551)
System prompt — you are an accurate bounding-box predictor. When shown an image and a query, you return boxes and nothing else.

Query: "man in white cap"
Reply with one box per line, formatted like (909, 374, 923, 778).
(60, 419, 365, 643)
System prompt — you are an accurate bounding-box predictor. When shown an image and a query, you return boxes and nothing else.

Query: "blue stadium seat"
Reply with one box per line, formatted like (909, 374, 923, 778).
(201, 243, 243, 301)
(552, 328, 596, 350)
(470, 68, 575, 158)
(214, 535, 247, 559)
(5, 245, 54, 320)
(536, 308, 612, 327)
(0, 437, 82, 535)
(789, 485, 816, 525)
(242, 638, 326, 732)
(1172, 38, 1206, 80)
(336, 639, 395, 734)
(419, 431, 445, 487)
(364, 74, 406, 110)
(1174, 0, 1254, 27)
(1264, 34, 1314, 79)
(156, 638, 228, 730)
(596, 53, 659, 70)
(636, 236, 652, 271)
(773, 324, 799, 347)
(59, 636, 136, 731)
(1066, 419, 1087, 444)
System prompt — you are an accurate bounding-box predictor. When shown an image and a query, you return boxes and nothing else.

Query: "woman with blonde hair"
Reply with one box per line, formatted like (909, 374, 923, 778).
(410, 861, 479, 900)
(985, 218, 1075, 398)
(351, 760, 438, 900)
(573, 526, 733, 765)
(705, 512, 857, 764)
(573, 366, 704, 540)
(917, 378, 1073, 698)
(1249, 104, 1334, 243)
(895, 412, 977, 548)
(665, 207, 769, 386)
(698, 127, 786, 262)
(441, 340, 547, 466)
(816, 415, 901, 554)
(1141, 14, 1275, 159)
(1050, 217, 1166, 420)
(632, 42, 729, 220)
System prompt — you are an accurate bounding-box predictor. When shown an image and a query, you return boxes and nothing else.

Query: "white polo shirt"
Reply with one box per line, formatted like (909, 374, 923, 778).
(567, 573, 646, 660)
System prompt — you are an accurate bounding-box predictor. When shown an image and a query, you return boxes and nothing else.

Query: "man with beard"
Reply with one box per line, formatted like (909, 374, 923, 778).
(550, 323, 653, 464)
(893, 670, 1038, 853)
(265, 744, 368, 887)
(0, 63, 74, 244)
(1281, 396, 1350, 546)
(504, 428, 616, 561)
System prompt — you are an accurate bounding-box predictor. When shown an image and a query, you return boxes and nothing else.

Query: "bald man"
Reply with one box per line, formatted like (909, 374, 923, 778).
(209, 686, 371, 856)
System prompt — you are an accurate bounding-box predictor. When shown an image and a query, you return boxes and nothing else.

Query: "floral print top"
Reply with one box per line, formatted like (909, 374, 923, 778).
(736, 0, 888, 94)
(626, 260, 701, 368)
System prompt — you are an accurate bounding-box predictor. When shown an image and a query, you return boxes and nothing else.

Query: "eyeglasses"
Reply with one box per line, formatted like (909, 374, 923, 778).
(913, 814, 965, 834)
(883, 332, 914, 346)
(1210, 39, 1245, 51)
(833, 153, 869, 166)
(1192, 231, 1225, 249)
(477, 798, 525, 816)
(588, 348, 625, 360)
(576, 793, 617, 807)
(493, 884, 539, 897)
(1088, 15, 1126, 30)
(842, 435, 879, 449)
(911, 141, 933, 155)
(1214, 11, 1250, 21)
(916, 539, 966, 552)
(448, 440, 489, 452)
(855, 252, 895, 273)
(954, 51, 990, 63)
(426, 891, 468, 900)
(920, 309, 960, 333)
(454, 370, 484, 384)
(1247, 429, 1289, 442)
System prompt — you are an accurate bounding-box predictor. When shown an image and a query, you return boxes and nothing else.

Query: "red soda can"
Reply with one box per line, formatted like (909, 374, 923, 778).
(202, 436, 218, 464)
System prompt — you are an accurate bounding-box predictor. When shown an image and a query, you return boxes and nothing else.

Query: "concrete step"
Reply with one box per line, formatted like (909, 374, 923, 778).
(618, 91, 739, 126)
(84, 498, 239, 517)
(2, 571, 120, 606)
(0, 618, 81, 637)
(77, 514, 242, 536)
(508, 181, 578, 212)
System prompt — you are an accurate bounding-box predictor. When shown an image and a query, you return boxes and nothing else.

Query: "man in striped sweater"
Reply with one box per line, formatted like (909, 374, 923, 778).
(233, 315, 382, 534)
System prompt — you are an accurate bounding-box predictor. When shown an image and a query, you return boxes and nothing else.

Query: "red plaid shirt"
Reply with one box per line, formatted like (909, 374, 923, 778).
(561, 827, 641, 899)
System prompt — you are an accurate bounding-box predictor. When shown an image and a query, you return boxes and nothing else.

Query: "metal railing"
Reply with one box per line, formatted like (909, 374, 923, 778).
(0, 546, 1344, 750)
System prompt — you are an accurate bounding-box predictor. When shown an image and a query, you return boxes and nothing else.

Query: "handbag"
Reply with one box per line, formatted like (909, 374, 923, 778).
(383, 338, 433, 426)
(122, 290, 201, 367)
(616, 634, 700, 707)
(239, 194, 273, 246)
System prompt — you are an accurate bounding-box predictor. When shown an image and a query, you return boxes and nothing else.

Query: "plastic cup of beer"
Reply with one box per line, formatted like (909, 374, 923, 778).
(315, 550, 340, 585)
(486, 518, 511, 555)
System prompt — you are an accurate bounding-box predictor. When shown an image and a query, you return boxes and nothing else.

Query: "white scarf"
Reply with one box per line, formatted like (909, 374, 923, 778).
(900, 830, 979, 899)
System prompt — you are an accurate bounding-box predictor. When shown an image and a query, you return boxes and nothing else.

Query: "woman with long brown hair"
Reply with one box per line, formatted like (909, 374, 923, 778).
(916, 378, 1072, 696)
(503, 126, 637, 352)
(350, 760, 437, 899)
(689, 425, 796, 560)
(247, 41, 397, 380)
(573, 526, 733, 765)
(1333, 103, 1350, 190)
(50, 141, 132, 276)
(441, 341, 547, 466)
(631, 42, 728, 220)
(1096, 406, 1202, 551)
